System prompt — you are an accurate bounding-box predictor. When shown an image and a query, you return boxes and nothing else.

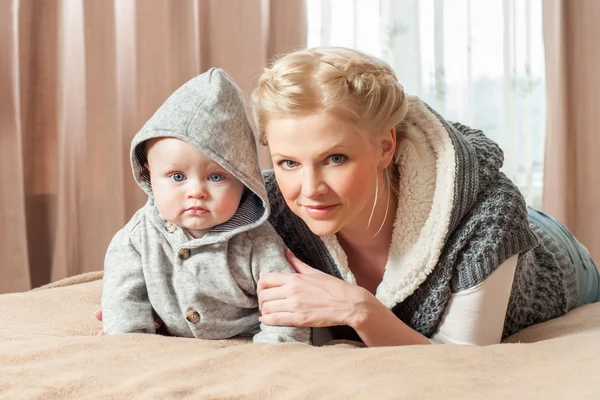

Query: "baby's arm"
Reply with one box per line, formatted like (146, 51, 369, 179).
(101, 228, 155, 335)
(250, 228, 311, 344)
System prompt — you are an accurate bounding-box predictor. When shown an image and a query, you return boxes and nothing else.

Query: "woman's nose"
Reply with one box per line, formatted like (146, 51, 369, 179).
(301, 170, 327, 198)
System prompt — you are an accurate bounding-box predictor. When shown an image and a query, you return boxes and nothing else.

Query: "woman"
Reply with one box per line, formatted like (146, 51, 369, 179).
(97, 47, 600, 346)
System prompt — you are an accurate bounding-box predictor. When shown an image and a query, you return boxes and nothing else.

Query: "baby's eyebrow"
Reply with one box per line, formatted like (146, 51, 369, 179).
(204, 160, 228, 171)
(160, 164, 185, 170)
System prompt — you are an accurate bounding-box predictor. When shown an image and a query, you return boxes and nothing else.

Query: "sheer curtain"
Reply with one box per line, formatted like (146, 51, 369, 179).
(0, 0, 306, 293)
(307, 0, 546, 206)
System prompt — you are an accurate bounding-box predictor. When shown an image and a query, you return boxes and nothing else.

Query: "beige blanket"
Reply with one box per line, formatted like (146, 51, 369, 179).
(1, 272, 598, 399)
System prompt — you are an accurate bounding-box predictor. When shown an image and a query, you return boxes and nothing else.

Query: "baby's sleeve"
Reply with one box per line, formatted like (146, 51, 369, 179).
(250, 228, 312, 345)
(101, 228, 155, 335)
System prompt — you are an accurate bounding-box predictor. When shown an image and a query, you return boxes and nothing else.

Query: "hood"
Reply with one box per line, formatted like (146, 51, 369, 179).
(130, 68, 268, 237)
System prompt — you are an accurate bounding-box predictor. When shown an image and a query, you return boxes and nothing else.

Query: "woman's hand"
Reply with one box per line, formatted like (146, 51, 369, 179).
(258, 250, 431, 346)
(257, 250, 374, 328)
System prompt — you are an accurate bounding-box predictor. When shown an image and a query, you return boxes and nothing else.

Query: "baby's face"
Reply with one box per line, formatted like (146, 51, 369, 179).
(145, 138, 245, 238)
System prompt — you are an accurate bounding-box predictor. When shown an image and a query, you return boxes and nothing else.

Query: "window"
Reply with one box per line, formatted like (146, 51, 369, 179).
(307, 0, 546, 207)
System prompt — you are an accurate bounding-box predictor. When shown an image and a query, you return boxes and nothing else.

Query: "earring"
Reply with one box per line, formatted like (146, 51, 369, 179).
(366, 169, 390, 238)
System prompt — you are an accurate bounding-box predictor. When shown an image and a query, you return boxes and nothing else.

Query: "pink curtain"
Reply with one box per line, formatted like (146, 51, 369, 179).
(542, 0, 600, 261)
(0, 0, 306, 293)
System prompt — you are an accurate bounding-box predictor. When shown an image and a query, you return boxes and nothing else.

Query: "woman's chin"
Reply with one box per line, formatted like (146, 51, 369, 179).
(301, 219, 342, 237)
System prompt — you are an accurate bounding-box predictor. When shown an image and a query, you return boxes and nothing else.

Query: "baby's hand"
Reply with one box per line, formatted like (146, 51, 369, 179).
(94, 309, 105, 335)
(94, 309, 163, 335)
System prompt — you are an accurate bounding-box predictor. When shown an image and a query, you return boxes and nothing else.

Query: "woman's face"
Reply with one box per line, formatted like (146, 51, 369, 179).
(266, 112, 390, 237)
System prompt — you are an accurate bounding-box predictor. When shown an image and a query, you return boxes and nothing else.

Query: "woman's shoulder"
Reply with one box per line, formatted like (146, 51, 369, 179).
(262, 169, 283, 213)
(427, 120, 538, 291)
(449, 121, 504, 177)
(262, 169, 276, 187)
(262, 169, 297, 232)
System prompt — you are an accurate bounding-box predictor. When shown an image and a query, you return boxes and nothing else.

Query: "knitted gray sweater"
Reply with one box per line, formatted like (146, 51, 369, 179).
(264, 97, 577, 340)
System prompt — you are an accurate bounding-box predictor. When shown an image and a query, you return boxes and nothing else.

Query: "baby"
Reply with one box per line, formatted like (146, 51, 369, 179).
(101, 68, 310, 344)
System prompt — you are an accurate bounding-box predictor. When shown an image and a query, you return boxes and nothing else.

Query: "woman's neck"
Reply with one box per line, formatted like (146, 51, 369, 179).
(336, 185, 398, 294)
(336, 185, 398, 254)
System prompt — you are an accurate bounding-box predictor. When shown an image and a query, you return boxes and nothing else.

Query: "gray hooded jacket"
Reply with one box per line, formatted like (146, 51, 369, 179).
(101, 68, 310, 344)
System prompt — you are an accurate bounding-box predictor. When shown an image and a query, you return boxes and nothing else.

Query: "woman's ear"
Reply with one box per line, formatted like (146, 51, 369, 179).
(378, 127, 397, 169)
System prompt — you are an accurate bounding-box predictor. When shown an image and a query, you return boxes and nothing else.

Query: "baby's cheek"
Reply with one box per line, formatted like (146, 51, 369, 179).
(153, 186, 179, 220)
(215, 191, 242, 220)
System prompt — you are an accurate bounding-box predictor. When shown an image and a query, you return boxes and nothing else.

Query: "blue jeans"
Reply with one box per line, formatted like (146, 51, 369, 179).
(528, 207, 600, 307)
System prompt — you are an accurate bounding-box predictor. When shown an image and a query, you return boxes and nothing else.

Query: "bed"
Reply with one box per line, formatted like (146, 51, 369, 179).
(1, 272, 598, 399)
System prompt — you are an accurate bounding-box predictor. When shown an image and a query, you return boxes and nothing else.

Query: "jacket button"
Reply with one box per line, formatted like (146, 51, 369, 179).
(186, 310, 200, 323)
(178, 248, 190, 260)
(165, 222, 176, 233)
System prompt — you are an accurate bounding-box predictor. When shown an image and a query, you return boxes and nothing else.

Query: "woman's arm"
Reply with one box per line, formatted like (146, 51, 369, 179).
(429, 254, 518, 345)
(257, 250, 430, 347)
(350, 289, 431, 346)
(259, 250, 518, 346)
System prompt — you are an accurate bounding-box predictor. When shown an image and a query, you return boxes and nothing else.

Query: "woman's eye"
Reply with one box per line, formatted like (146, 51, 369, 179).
(170, 173, 186, 182)
(328, 154, 347, 165)
(279, 160, 299, 170)
(208, 173, 224, 182)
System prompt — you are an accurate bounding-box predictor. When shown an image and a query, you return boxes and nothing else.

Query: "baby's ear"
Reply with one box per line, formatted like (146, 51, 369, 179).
(144, 162, 149, 170)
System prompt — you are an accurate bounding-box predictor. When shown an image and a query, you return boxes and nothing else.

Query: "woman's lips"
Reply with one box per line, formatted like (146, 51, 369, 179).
(303, 204, 339, 219)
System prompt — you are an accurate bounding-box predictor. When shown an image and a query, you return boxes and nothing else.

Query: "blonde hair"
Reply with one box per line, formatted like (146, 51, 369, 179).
(251, 47, 409, 163)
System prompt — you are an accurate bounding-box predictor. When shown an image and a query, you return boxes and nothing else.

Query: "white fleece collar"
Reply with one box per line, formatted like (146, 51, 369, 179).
(320, 97, 456, 308)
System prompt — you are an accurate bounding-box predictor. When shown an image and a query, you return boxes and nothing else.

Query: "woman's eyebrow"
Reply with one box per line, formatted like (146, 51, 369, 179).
(271, 143, 351, 159)
(269, 152, 289, 158)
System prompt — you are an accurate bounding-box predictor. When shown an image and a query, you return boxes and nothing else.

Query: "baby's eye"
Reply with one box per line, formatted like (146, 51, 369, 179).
(170, 173, 186, 182)
(208, 173, 225, 182)
(327, 154, 347, 165)
(279, 160, 299, 170)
